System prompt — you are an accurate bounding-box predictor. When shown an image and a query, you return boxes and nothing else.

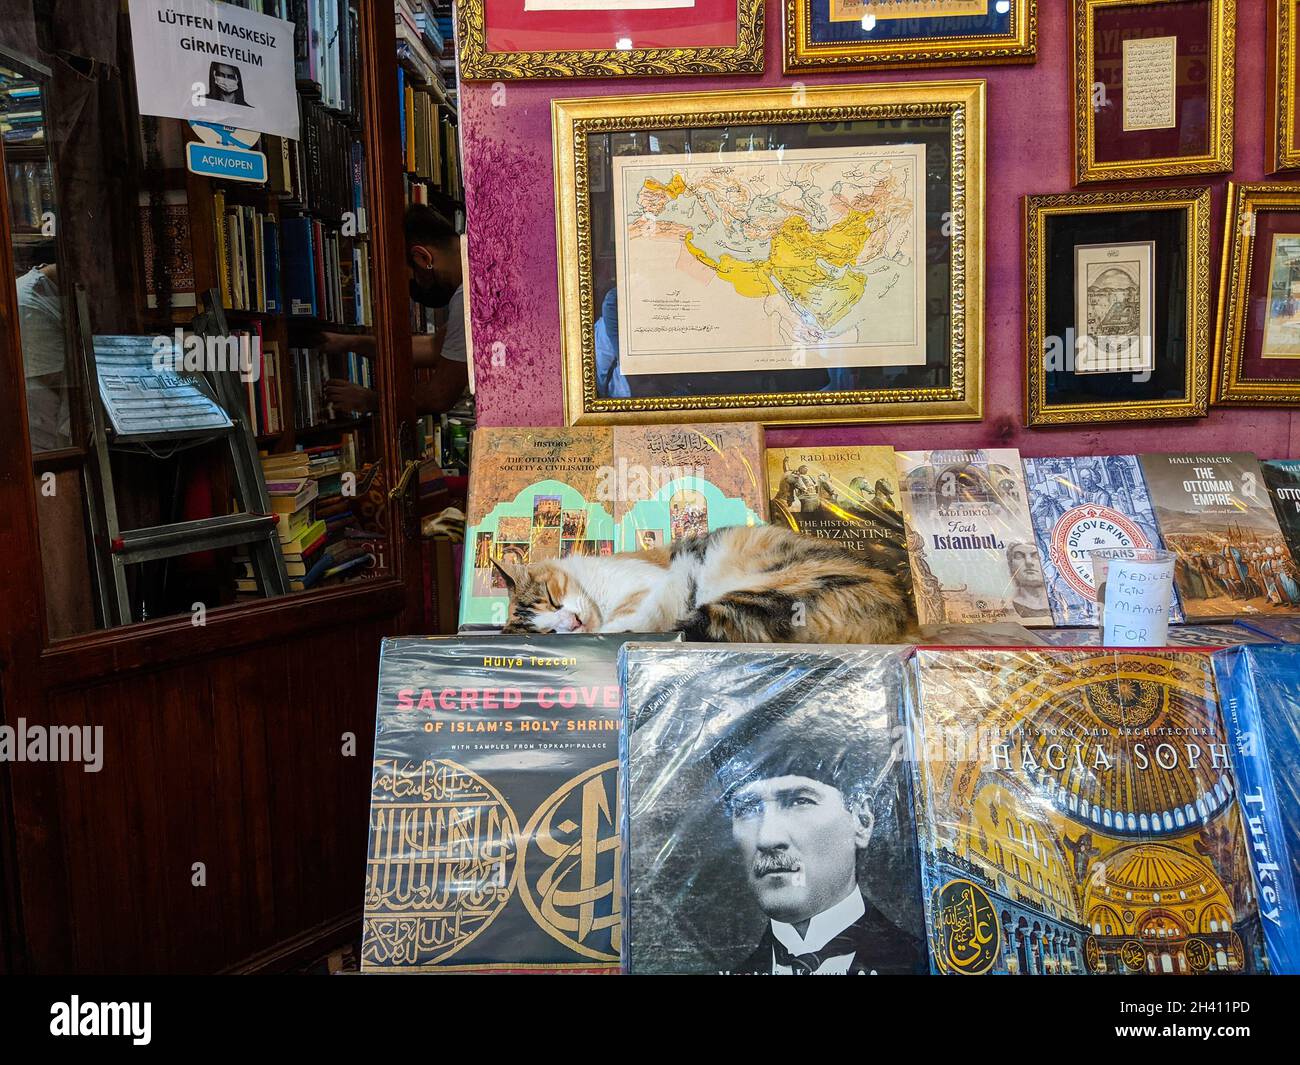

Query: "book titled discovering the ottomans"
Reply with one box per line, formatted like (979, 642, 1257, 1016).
(1023, 454, 1183, 627)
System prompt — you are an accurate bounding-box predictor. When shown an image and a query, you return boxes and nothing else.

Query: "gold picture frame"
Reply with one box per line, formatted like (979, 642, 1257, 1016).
(551, 80, 987, 428)
(1212, 182, 1300, 406)
(1268, 0, 1300, 173)
(1072, 0, 1235, 185)
(784, 0, 1037, 73)
(456, 0, 764, 80)
(1024, 187, 1212, 427)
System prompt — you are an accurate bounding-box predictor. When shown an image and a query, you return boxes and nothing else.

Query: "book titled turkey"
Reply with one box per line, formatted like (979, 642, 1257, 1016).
(1139, 453, 1300, 621)
(459, 425, 767, 629)
(908, 648, 1268, 975)
(361, 633, 680, 973)
(1211, 644, 1300, 973)
(766, 445, 911, 592)
(897, 449, 1051, 627)
(1023, 455, 1183, 627)
(622, 643, 928, 975)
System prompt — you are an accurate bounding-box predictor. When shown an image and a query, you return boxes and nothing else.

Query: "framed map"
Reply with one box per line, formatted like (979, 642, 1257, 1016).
(611, 145, 925, 376)
(552, 80, 986, 427)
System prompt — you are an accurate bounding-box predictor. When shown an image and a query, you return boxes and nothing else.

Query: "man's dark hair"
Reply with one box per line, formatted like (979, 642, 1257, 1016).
(404, 204, 458, 249)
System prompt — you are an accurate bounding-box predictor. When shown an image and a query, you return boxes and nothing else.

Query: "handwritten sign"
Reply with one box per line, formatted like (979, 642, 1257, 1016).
(1100, 556, 1176, 646)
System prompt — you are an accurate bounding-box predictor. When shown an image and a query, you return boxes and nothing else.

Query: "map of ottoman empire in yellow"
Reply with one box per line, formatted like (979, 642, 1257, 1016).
(611, 144, 926, 375)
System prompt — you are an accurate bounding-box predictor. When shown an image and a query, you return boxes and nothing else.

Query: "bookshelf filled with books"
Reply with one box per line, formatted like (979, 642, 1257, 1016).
(132, 0, 395, 607)
(395, 0, 462, 228)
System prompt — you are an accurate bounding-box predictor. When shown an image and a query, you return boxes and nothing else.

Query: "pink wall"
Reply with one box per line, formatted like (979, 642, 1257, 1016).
(459, 0, 1300, 458)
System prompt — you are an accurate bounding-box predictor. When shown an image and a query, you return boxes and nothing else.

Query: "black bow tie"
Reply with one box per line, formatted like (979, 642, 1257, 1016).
(772, 931, 859, 974)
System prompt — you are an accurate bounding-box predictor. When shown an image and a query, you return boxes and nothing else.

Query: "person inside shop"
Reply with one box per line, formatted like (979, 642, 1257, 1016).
(319, 204, 468, 417)
(712, 707, 923, 975)
(15, 260, 71, 452)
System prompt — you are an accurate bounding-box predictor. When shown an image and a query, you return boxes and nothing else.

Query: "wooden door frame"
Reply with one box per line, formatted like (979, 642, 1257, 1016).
(0, 1, 421, 971)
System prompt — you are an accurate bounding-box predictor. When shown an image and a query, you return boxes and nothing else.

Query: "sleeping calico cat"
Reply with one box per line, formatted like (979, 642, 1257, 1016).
(491, 524, 914, 643)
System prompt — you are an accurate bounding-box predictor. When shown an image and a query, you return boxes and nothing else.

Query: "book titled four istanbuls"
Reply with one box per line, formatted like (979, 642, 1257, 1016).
(361, 634, 1297, 975)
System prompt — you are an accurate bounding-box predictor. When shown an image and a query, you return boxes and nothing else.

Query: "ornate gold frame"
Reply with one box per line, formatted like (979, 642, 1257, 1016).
(1023, 187, 1212, 427)
(784, 0, 1036, 73)
(1072, 0, 1235, 185)
(1268, 0, 1300, 173)
(1212, 182, 1300, 406)
(551, 80, 986, 428)
(456, 0, 764, 80)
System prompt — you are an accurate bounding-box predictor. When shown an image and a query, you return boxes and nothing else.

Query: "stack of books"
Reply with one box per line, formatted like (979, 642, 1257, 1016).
(211, 192, 281, 314)
(240, 336, 286, 437)
(281, 215, 371, 326)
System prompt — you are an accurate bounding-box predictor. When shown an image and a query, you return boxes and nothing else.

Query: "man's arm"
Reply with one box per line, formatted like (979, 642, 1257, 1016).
(412, 355, 468, 415)
(412, 326, 446, 368)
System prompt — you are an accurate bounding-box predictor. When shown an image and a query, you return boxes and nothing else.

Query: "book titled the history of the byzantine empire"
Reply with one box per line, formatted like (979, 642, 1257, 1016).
(909, 648, 1269, 975)
(361, 633, 678, 972)
(766, 444, 911, 594)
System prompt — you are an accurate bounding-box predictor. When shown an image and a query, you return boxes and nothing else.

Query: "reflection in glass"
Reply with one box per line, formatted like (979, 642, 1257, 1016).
(2, 57, 72, 452)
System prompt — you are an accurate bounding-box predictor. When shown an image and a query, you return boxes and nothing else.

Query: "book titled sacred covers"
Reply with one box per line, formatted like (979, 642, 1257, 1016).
(1023, 455, 1183, 627)
(1262, 460, 1300, 565)
(460, 425, 768, 629)
(908, 648, 1268, 975)
(1139, 453, 1300, 621)
(766, 445, 911, 590)
(361, 633, 680, 972)
(897, 449, 1052, 627)
(622, 643, 928, 975)
(1211, 645, 1300, 973)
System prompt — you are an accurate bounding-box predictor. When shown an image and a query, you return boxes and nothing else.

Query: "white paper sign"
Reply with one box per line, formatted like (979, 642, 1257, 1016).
(1101, 559, 1176, 646)
(128, 0, 299, 140)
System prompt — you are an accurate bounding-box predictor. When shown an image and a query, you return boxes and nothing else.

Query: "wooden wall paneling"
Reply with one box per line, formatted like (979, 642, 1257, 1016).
(224, 646, 278, 949)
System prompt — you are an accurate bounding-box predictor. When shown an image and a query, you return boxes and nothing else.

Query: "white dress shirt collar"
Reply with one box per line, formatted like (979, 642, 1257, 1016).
(770, 887, 865, 956)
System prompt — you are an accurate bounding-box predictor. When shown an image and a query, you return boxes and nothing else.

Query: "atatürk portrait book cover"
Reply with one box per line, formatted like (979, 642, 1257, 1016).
(622, 643, 928, 975)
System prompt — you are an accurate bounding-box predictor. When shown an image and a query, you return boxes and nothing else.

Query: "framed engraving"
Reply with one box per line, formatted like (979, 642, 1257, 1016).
(1074, 240, 1154, 375)
(456, 0, 764, 80)
(1073, 0, 1235, 184)
(1268, 0, 1300, 172)
(784, 0, 1036, 72)
(1024, 187, 1211, 427)
(1213, 183, 1300, 405)
(552, 80, 987, 427)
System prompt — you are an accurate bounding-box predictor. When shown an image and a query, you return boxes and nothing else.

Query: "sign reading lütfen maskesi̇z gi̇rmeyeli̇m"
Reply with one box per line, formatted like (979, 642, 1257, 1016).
(127, 0, 299, 140)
